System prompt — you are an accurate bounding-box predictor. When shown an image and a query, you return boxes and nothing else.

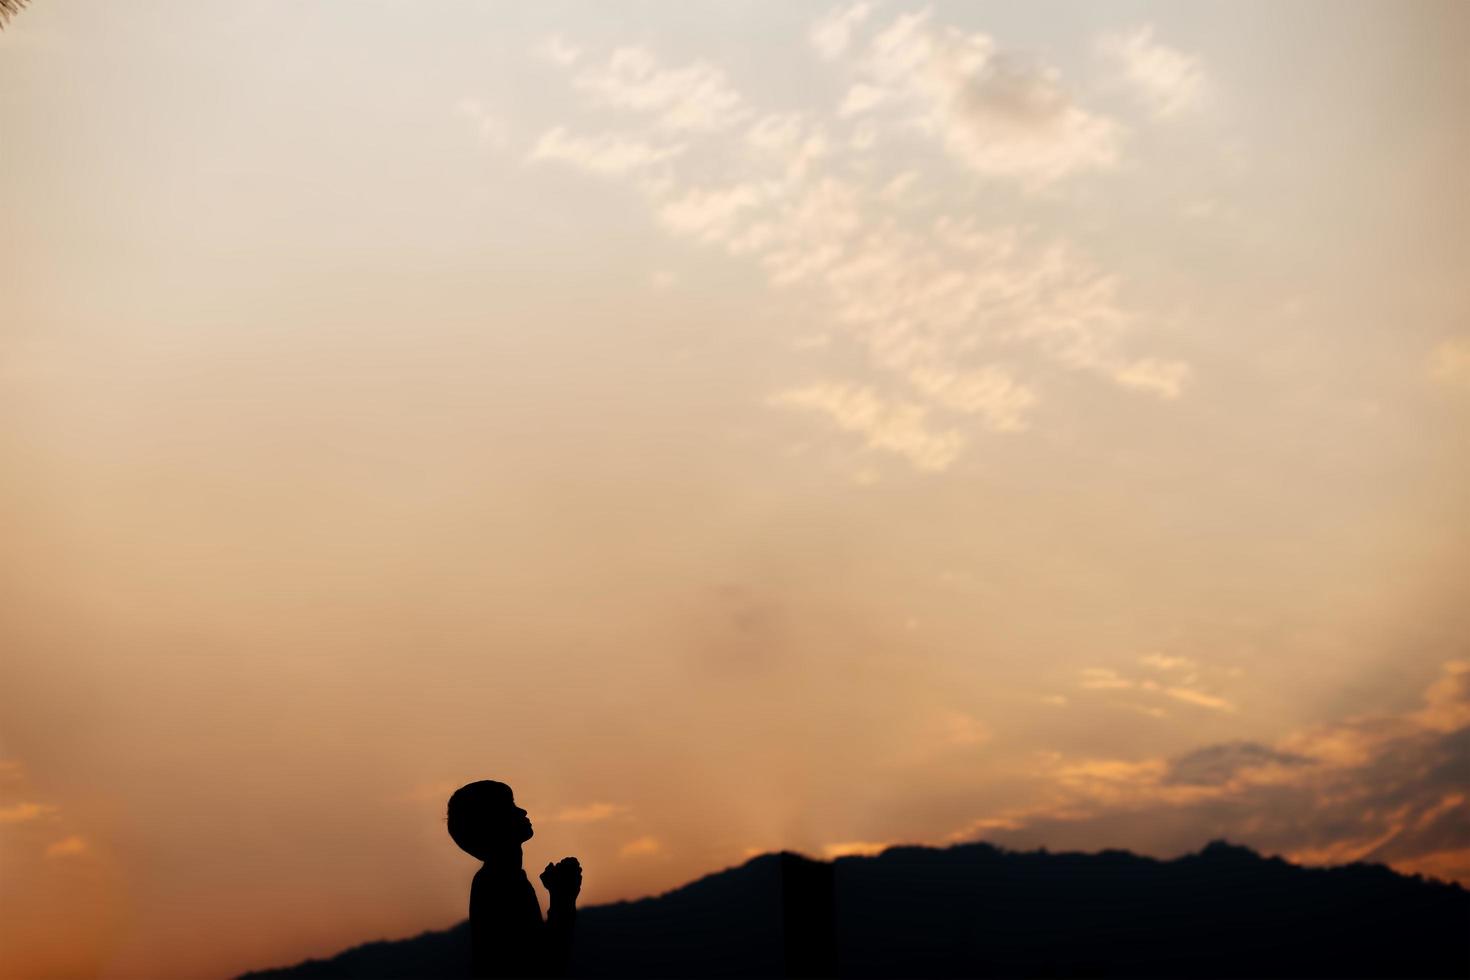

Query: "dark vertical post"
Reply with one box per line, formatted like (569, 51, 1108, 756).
(780, 852, 837, 979)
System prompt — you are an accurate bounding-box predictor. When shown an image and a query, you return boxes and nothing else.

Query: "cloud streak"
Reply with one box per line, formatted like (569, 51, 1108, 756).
(526, 17, 1189, 471)
(844, 10, 1121, 186)
(1096, 25, 1207, 119)
(960, 661, 1470, 885)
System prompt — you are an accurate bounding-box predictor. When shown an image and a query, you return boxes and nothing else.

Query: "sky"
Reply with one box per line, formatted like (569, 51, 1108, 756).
(2, 1, 1468, 977)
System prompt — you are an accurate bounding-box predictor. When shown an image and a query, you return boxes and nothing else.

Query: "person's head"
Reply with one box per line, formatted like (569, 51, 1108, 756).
(446, 780, 534, 860)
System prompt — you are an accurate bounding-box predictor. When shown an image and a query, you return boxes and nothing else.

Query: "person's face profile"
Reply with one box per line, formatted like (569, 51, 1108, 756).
(492, 796, 534, 844)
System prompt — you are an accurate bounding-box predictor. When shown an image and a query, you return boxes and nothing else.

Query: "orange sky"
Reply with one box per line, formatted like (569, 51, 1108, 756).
(2, 2, 1469, 978)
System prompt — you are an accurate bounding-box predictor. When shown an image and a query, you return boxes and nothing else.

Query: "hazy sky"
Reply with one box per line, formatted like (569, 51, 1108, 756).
(3, 2, 1469, 977)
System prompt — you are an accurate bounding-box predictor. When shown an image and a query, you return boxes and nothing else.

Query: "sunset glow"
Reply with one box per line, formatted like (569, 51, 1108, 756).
(2, 2, 1468, 977)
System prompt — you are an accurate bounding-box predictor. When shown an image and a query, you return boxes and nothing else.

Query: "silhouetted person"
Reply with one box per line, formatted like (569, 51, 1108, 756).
(447, 780, 580, 979)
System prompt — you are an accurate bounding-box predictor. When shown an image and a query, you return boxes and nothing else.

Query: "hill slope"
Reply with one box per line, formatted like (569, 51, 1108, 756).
(239, 841, 1469, 979)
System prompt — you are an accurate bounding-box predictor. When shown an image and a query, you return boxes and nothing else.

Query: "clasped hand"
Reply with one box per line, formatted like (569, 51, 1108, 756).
(540, 856, 582, 904)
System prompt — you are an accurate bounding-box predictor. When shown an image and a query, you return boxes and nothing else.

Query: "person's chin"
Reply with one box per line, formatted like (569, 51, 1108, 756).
(522, 823, 535, 841)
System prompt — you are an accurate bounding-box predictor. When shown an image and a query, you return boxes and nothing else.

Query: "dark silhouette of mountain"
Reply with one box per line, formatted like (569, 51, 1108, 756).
(239, 841, 1469, 979)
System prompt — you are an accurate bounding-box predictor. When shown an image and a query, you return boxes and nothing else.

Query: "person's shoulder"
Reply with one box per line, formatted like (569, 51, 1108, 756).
(470, 863, 493, 892)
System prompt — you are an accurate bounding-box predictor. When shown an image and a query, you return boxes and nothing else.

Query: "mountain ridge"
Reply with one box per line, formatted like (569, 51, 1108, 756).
(239, 840, 1469, 979)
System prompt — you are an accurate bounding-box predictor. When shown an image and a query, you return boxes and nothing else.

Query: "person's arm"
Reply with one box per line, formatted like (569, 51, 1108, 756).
(540, 858, 581, 978)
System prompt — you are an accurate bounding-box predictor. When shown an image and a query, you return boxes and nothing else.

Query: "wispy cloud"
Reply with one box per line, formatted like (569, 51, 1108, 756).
(44, 835, 89, 859)
(0, 801, 57, 824)
(527, 127, 685, 178)
(1164, 686, 1236, 712)
(1139, 653, 1196, 671)
(1429, 337, 1470, 388)
(620, 835, 662, 858)
(1080, 667, 1134, 691)
(526, 14, 1189, 471)
(769, 383, 963, 472)
(535, 34, 582, 68)
(810, 3, 873, 62)
(554, 802, 630, 823)
(1079, 663, 1235, 712)
(840, 9, 1121, 187)
(455, 98, 509, 149)
(570, 47, 748, 133)
(1096, 25, 1207, 119)
(959, 661, 1470, 885)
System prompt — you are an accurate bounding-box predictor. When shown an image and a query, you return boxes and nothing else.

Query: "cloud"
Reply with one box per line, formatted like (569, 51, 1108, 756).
(528, 22, 1188, 471)
(1163, 686, 1236, 712)
(1413, 660, 1470, 732)
(0, 801, 57, 824)
(810, 3, 873, 61)
(527, 127, 685, 178)
(619, 835, 662, 858)
(536, 34, 582, 67)
(769, 383, 964, 472)
(44, 836, 89, 859)
(822, 840, 889, 858)
(1079, 664, 1235, 712)
(1139, 653, 1195, 671)
(570, 47, 748, 133)
(658, 183, 765, 241)
(1429, 337, 1470, 388)
(1163, 742, 1309, 786)
(905, 366, 1036, 431)
(1111, 358, 1191, 399)
(938, 710, 991, 747)
(554, 802, 630, 823)
(1096, 25, 1206, 119)
(958, 661, 1470, 885)
(846, 10, 1120, 186)
(455, 98, 509, 149)
(1080, 667, 1134, 691)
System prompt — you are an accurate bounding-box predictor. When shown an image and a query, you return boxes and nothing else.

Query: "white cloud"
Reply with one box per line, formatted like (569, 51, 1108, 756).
(839, 82, 886, 117)
(1096, 25, 1206, 119)
(455, 98, 509, 149)
(770, 383, 964, 472)
(527, 24, 1189, 471)
(849, 10, 1121, 187)
(536, 34, 582, 67)
(571, 47, 748, 133)
(527, 127, 685, 177)
(906, 366, 1036, 431)
(658, 183, 765, 242)
(811, 3, 873, 61)
(1112, 358, 1191, 399)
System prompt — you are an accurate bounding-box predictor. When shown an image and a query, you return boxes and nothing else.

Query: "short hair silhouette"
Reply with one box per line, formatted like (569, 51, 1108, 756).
(447, 780, 531, 860)
(448, 780, 580, 978)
